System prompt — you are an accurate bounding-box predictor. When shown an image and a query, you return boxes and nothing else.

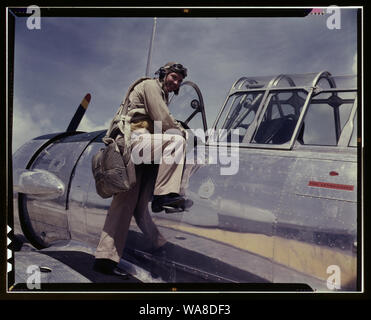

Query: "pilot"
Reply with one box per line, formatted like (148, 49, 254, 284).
(93, 62, 190, 278)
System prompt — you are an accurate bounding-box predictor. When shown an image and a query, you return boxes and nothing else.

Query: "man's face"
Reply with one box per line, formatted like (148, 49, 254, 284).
(163, 72, 184, 93)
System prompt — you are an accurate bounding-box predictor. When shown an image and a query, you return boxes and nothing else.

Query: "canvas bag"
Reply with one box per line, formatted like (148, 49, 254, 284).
(91, 77, 150, 198)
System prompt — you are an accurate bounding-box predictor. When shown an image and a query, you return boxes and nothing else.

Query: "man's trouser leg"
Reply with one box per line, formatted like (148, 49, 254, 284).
(131, 131, 186, 196)
(133, 165, 167, 249)
(154, 134, 185, 195)
(95, 165, 166, 263)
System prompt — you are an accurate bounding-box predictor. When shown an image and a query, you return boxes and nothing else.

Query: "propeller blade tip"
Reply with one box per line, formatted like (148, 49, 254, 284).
(81, 93, 91, 109)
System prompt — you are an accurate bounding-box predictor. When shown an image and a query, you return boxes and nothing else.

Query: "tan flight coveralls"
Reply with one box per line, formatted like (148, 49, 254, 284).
(95, 78, 187, 263)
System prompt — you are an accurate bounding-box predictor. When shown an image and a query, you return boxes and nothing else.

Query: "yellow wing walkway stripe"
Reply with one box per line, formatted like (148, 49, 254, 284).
(153, 218, 356, 288)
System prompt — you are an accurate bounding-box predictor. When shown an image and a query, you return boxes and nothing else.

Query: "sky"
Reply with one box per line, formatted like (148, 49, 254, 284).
(11, 7, 359, 152)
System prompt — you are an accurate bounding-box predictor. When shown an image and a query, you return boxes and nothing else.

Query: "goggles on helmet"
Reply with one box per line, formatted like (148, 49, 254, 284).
(164, 63, 188, 78)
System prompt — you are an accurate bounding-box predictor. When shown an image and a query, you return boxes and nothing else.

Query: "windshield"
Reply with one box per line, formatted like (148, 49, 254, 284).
(168, 81, 207, 132)
(216, 92, 263, 142)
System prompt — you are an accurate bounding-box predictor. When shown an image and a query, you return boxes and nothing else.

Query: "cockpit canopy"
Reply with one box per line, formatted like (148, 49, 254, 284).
(213, 71, 357, 148)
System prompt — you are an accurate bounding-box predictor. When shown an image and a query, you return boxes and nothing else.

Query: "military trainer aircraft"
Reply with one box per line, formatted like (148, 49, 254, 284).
(11, 71, 359, 291)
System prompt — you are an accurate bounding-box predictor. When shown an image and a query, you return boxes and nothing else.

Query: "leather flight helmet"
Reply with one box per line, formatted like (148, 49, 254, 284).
(155, 62, 188, 94)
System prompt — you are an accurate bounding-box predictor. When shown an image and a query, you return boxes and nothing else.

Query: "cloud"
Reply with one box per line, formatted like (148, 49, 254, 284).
(12, 98, 52, 153)
(77, 115, 111, 132)
(12, 112, 110, 154)
(11, 95, 110, 153)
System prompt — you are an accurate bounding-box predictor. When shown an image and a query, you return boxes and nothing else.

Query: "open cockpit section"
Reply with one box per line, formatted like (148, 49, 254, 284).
(213, 71, 357, 149)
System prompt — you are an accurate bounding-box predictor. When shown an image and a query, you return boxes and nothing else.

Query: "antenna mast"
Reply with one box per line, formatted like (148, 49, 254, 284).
(145, 17, 157, 77)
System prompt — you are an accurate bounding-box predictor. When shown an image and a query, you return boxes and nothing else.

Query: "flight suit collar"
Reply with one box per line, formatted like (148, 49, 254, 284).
(156, 78, 169, 104)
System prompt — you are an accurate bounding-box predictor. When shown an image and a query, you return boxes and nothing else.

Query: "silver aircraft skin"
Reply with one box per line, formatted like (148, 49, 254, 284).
(12, 71, 359, 291)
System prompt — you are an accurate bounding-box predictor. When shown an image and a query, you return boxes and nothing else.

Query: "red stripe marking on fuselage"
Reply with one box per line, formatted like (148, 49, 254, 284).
(308, 181, 354, 191)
